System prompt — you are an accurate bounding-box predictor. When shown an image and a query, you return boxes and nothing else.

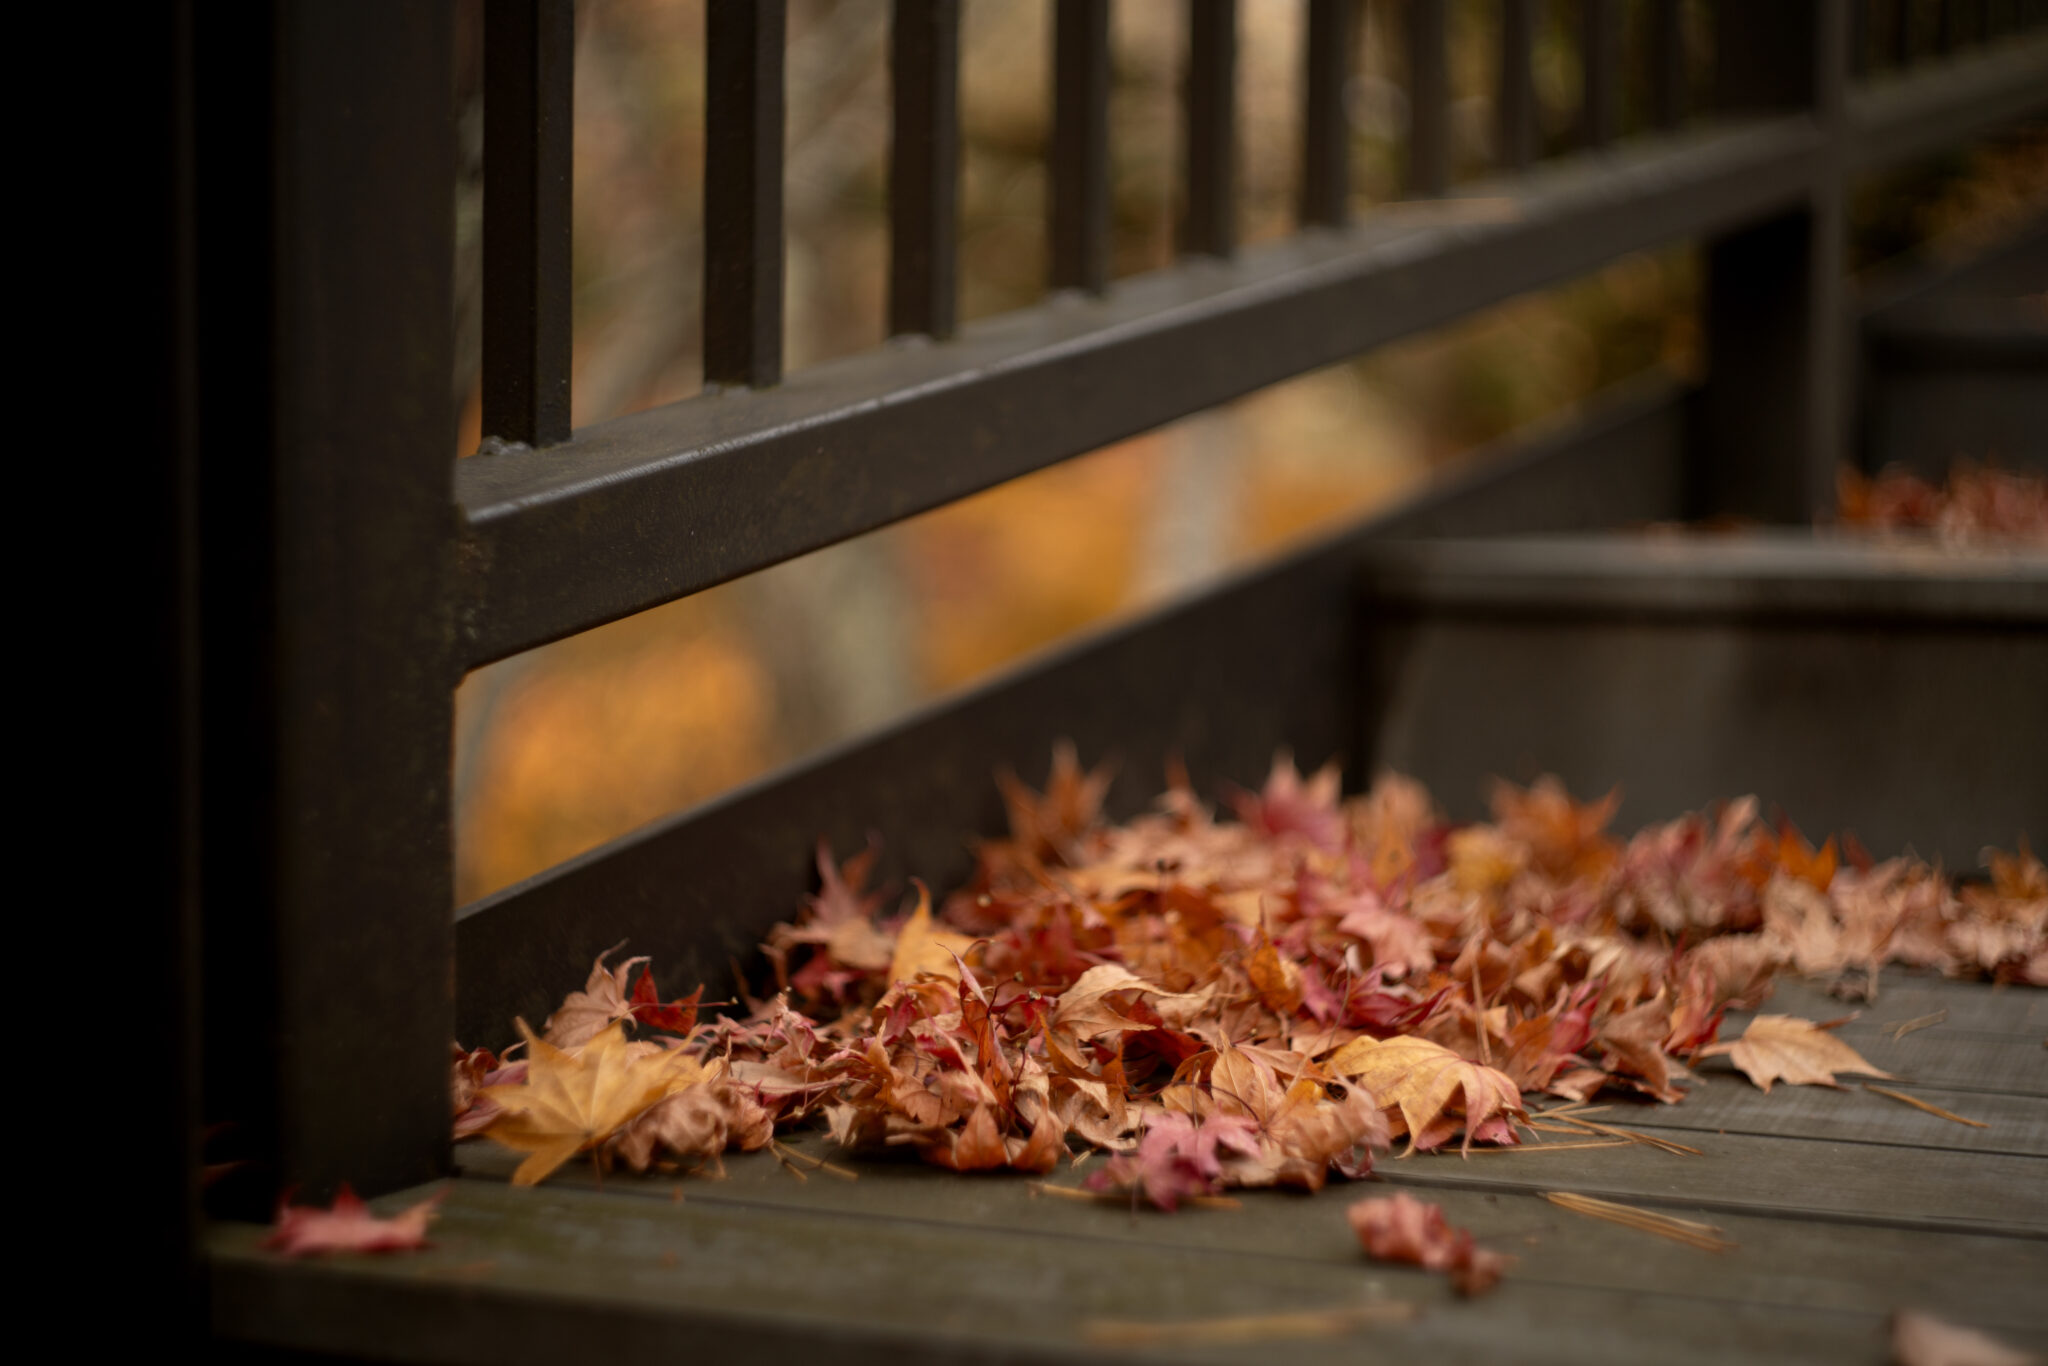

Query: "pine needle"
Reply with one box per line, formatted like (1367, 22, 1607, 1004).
(1030, 1182, 1100, 1202)
(771, 1139, 859, 1180)
(1543, 1192, 1737, 1251)
(1886, 1009, 1947, 1040)
(1458, 1138, 1633, 1154)
(1029, 1182, 1240, 1210)
(1083, 1301, 1418, 1346)
(1540, 1112, 1703, 1156)
(1861, 1083, 1988, 1128)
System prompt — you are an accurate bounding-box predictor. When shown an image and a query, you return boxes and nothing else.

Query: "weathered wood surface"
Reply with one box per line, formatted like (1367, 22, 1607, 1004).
(1615, 1074, 2048, 1156)
(212, 1174, 2048, 1365)
(215, 974, 2047, 1364)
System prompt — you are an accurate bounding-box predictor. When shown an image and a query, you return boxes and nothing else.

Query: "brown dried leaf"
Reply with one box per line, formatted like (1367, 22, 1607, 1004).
(887, 884, 975, 986)
(1700, 1014, 1894, 1093)
(1325, 1034, 1525, 1154)
(544, 945, 647, 1048)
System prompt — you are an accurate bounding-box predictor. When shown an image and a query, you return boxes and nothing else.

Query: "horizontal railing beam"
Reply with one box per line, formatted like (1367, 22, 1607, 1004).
(455, 119, 1819, 667)
(1845, 32, 2048, 170)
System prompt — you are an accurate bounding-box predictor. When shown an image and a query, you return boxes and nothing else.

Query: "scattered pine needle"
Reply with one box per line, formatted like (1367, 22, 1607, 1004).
(1082, 1301, 1418, 1347)
(1861, 1083, 1988, 1129)
(1543, 1192, 1737, 1252)
(1886, 1009, 1947, 1040)
(1458, 1139, 1632, 1155)
(1539, 1112, 1703, 1156)
(1031, 1182, 1102, 1203)
(1030, 1182, 1240, 1210)
(772, 1140, 860, 1181)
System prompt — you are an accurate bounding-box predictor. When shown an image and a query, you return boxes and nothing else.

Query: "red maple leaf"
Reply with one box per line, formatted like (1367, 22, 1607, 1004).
(629, 969, 702, 1035)
(262, 1184, 444, 1257)
(1348, 1192, 1508, 1295)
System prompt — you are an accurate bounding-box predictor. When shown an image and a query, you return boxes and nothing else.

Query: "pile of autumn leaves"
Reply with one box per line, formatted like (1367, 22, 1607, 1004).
(454, 751, 2047, 1211)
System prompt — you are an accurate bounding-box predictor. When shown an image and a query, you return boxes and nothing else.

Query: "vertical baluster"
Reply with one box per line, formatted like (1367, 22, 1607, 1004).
(1498, 0, 1540, 170)
(1850, 0, 1872, 76)
(1300, 0, 1350, 227)
(890, 0, 960, 338)
(1183, 0, 1238, 252)
(1582, 0, 1619, 147)
(1696, 0, 1848, 522)
(1937, 0, 1961, 52)
(482, 0, 574, 447)
(1408, 0, 1451, 195)
(704, 0, 786, 387)
(1050, 0, 1112, 293)
(1649, 0, 1685, 129)
(1886, 0, 1913, 68)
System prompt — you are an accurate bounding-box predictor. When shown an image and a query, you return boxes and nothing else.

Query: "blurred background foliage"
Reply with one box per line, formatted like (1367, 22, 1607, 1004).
(451, 0, 2046, 905)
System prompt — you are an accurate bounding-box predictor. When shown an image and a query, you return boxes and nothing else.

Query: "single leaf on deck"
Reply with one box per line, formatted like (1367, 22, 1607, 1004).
(1699, 1014, 1893, 1093)
(262, 1184, 444, 1257)
(1347, 1192, 1508, 1295)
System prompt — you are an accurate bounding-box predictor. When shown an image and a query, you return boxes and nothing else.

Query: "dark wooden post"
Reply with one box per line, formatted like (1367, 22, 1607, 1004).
(1693, 1, 1848, 522)
(199, 0, 459, 1201)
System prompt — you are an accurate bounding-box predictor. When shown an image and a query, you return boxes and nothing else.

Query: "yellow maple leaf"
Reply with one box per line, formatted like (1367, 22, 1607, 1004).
(888, 883, 975, 985)
(1325, 1034, 1524, 1156)
(480, 1020, 702, 1186)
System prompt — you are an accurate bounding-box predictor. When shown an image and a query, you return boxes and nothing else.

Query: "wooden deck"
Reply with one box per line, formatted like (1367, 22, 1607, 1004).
(211, 969, 2047, 1364)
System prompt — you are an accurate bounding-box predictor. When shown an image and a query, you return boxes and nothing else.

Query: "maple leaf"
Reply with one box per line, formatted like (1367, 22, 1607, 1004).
(544, 945, 647, 1048)
(1324, 1034, 1525, 1154)
(480, 1021, 696, 1185)
(1086, 1109, 1264, 1210)
(629, 971, 702, 1035)
(615, 1078, 773, 1173)
(995, 741, 1114, 864)
(1245, 928, 1304, 1015)
(262, 1184, 444, 1257)
(887, 882, 976, 986)
(1490, 776, 1620, 883)
(1331, 892, 1435, 980)
(1347, 1193, 1508, 1296)
(1891, 1310, 2040, 1366)
(1048, 963, 1208, 1041)
(1699, 1014, 1894, 1093)
(1232, 753, 1346, 851)
(1595, 996, 1688, 1103)
(451, 1044, 497, 1117)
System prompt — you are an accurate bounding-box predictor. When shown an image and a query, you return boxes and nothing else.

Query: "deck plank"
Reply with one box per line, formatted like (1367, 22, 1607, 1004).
(210, 1178, 2048, 1365)
(1605, 1073, 2048, 1157)
(457, 1113, 2048, 1238)
(1761, 972, 2047, 1040)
